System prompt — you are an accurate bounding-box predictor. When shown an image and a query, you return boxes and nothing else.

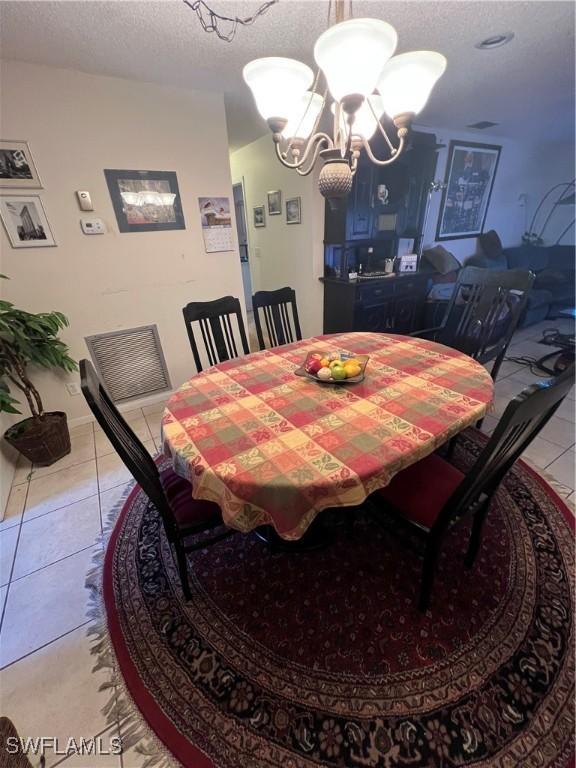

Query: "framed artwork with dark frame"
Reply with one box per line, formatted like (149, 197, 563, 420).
(436, 141, 501, 241)
(0, 140, 42, 189)
(286, 196, 301, 224)
(253, 205, 266, 228)
(267, 190, 282, 216)
(104, 169, 185, 233)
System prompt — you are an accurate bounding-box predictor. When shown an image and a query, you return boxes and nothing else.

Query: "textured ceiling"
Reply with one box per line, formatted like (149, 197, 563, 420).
(0, 0, 574, 151)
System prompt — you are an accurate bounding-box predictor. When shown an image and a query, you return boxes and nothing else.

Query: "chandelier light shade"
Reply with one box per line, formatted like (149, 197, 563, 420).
(376, 51, 447, 119)
(332, 94, 385, 139)
(282, 92, 325, 140)
(313, 18, 398, 104)
(242, 2, 446, 203)
(242, 57, 313, 121)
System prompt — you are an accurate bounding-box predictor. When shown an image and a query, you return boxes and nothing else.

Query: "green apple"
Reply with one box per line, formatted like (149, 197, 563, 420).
(331, 365, 347, 381)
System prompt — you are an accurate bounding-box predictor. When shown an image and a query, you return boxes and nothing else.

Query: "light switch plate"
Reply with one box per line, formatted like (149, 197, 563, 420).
(76, 190, 94, 211)
(80, 217, 105, 235)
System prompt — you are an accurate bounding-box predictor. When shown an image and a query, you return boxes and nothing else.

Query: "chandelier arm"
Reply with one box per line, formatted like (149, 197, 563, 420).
(295, 139, 327, 176)
(368, 102, 396, 154)
(275, 132, 333, 170)
(362, 135, 405, 166)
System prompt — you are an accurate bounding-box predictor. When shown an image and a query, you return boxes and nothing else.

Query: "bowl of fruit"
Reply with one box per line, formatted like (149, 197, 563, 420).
(295, 351, 369, 384)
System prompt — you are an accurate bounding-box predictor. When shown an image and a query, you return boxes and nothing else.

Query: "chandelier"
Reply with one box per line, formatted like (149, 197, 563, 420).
(243, 1, 446, 204)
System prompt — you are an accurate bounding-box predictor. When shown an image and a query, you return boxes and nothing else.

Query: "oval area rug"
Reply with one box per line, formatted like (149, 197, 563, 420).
(92, 429, 575, 767)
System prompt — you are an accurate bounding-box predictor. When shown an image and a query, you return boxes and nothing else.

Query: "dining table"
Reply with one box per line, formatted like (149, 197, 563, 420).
(161, 332, 494, 540)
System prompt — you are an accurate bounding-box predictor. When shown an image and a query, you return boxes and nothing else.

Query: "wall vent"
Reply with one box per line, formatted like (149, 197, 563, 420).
(85, 324, 171, 403)
(466, 121, 499, 130)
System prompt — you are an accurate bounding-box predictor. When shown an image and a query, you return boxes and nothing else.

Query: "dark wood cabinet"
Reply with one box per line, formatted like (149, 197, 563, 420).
(322, 274, 429, 335)
(324, 130, 441, 257)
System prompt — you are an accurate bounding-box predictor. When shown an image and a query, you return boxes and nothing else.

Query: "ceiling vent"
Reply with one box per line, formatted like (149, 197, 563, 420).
(466, 121, 499, 130)
(85, 324, 171, 402)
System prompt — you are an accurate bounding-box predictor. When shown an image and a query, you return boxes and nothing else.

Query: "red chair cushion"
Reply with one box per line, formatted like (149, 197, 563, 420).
(377, 453, 464, 529)
(160, 468, 222, 528)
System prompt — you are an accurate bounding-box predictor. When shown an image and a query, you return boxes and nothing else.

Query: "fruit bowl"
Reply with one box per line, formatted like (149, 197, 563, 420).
(294, 351, 369, 384)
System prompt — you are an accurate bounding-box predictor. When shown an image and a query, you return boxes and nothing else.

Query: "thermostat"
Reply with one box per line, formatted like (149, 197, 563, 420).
(80, 217, 105, 235)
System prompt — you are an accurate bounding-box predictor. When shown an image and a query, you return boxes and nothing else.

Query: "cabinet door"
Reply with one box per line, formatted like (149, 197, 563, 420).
(391, 296, 419, 333)
(347, 164, 373, 239)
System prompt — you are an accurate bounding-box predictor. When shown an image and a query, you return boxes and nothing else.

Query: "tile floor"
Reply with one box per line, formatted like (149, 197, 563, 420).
(0, 319, 574, 767)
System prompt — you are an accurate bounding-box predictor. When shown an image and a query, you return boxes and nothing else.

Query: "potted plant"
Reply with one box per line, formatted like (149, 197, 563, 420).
(1, 282, 77, 465)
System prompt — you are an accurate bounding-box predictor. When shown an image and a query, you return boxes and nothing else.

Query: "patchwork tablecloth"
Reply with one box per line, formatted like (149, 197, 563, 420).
(162, 332, 494, 539)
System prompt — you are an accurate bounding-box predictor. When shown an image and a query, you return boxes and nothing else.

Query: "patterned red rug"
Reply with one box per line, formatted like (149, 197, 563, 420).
(91, 429, 575, 767)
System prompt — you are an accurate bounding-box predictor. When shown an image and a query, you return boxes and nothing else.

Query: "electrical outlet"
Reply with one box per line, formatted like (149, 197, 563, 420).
(66, 382, 81, 396)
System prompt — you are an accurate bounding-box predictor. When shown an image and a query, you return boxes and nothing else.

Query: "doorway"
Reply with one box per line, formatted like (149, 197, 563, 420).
(233, 182, 253, 312)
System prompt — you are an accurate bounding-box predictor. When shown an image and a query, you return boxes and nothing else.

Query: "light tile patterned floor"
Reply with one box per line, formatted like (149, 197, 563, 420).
(0, 319, 574, 766)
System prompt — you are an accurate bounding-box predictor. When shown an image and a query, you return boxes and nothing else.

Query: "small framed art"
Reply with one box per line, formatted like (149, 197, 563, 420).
(286, 196, 301, 224)
(253, 205, 266, 228)
(104, 169, 185, 233)
(0, 140, 42, 189)
(267, 190, 282, 216)
(0, 195, 56, 247)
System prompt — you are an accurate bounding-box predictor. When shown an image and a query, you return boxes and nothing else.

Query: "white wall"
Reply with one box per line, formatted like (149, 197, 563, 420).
(230, 135, 325, 338)
(0, 60, 245, 510)
(417, 126, 531, 263)
(522, 140, 575, 246)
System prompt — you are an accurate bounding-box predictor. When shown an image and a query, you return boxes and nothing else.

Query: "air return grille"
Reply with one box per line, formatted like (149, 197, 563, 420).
(85, 325, 171, 403)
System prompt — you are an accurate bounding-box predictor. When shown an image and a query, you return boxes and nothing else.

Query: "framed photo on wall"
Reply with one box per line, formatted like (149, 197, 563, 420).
(0, 140, 42, 189)
(104, 169, 185, 233)
(286, 196, 301, 224)
(0, 194, 56, 247)
(253, 205, 266, 227)
(267, 190, 282, 216)
(436, 141, 501, 241)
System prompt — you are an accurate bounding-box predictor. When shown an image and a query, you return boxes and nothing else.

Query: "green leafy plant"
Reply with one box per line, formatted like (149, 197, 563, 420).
(0, 277, 77, 422)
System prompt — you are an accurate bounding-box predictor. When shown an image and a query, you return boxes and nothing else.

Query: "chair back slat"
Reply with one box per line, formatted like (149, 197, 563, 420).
(80, 359, 172, 526)
(182, 296, 249, 372)
(439, 366, 574, 529)
(252, 287, 302, 351)
(438, 267, 534, 370)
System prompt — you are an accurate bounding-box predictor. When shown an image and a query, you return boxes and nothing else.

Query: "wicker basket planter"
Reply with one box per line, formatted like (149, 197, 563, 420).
(4, 411, 71, 466)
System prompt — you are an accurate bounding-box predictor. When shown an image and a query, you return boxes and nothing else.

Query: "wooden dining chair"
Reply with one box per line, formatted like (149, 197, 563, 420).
(371, 365, 574, 612)
(412, 267, 534, 381)
(80, 359, 233, 599)
(252, 287, 302, 351)
(182, 296, 250, 372)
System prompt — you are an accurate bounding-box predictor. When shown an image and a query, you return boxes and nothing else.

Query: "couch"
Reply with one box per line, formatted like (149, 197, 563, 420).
(466, 243, 575, 327)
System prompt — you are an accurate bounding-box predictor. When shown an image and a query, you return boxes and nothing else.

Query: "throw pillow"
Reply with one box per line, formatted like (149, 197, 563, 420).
(421, 245, 461, 275)
(478, 230, 503, 259)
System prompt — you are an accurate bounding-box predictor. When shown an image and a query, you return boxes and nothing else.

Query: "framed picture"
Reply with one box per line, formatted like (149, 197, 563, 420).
(436, 141, 501, 241)
(0, 195, 56, 247)
(104, 169, 185, 233)
(0, 140, 42, 189)
(267, 190, 282, 216)
(286, 196, 301, 224)
(253, 205, 266, 228)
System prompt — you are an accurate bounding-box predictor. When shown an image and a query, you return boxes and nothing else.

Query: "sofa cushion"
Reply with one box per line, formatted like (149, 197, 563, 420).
(466, 252, 509, 271)
(526, 288, 553, 309)
(478, 229, 503, 259)
(535, 269, 569, 289)
(546, 245, 576, 273)
(505, 246, 549, 272)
